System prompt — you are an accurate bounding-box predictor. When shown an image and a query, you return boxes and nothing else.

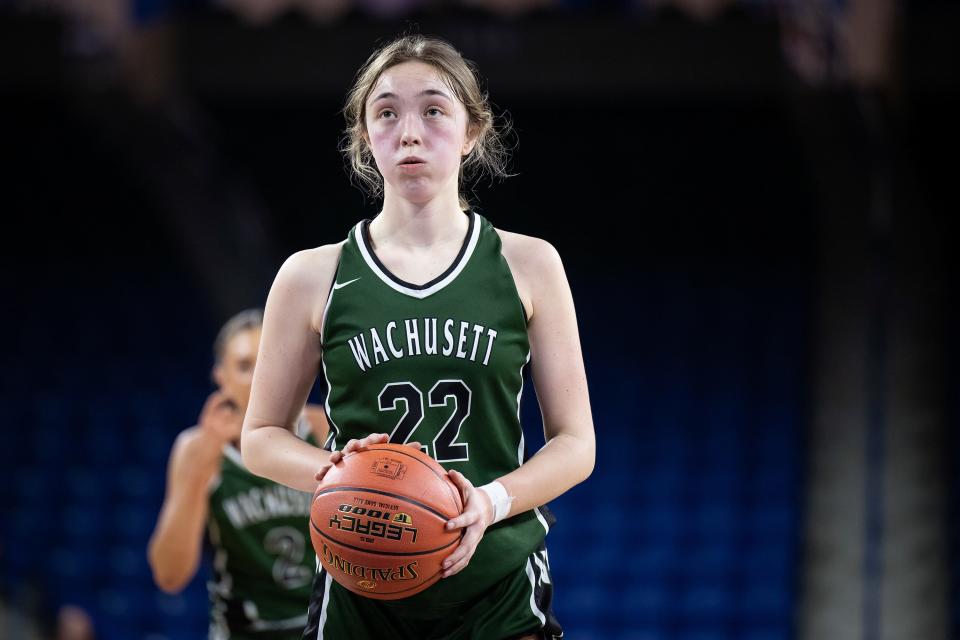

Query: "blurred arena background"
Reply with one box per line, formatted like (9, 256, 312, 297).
(1, 0, 957, 638)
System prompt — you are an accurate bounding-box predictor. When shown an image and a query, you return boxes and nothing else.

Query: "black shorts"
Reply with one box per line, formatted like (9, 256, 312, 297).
(302, 542, 562, 640)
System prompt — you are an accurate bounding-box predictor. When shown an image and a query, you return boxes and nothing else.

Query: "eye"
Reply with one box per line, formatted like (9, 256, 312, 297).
(378, 109, 396, 119)
(425, 107, 444, 117)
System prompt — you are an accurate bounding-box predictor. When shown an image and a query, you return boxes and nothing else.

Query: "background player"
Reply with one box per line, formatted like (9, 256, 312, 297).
(148, 309, 329, 639)
(241, 35, 596, 639)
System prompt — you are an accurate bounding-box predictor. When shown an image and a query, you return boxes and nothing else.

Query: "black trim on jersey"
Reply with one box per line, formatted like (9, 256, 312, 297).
(524, 541, 564, 640)
(310, 519, 460, 557)
(319, 253, 341, 349)
(538, 504, 558, 530)
(321, 409, 336, 452)
(319, 251, 342, 452)
(302, 568, 329, 640)
(360, 210, 475, 291)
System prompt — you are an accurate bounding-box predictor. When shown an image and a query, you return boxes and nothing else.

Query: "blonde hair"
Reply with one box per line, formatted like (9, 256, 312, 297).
(213, 308, 262, 364)
(342, 35, 512, 211)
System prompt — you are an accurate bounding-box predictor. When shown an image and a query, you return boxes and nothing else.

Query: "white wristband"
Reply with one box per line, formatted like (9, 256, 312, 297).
(477, 480, 513, 525)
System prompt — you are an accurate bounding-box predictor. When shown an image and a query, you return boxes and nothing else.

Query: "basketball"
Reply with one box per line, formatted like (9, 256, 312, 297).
(309, 443, 464, 600)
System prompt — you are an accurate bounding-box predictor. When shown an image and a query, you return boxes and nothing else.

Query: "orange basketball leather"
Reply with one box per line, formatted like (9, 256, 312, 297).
(310, 443, 464, 600)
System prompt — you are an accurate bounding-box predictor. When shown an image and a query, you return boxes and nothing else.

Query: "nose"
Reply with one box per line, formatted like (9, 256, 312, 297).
(400, 112, 422, 147)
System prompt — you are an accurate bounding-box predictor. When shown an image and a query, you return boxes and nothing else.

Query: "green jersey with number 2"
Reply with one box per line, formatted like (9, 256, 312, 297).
(207, 419, 316, 639)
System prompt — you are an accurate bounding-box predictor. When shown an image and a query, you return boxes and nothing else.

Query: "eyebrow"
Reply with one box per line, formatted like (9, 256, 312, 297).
(370, 89, 453, 103)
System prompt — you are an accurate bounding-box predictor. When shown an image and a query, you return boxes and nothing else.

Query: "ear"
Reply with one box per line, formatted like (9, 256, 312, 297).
(462, 123, 479, 157)
(212, 364, 225, 388)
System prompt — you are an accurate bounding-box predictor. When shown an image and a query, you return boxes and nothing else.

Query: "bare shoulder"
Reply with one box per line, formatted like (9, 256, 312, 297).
(276, 242, 344, 291)
(273, 242, 345, 332)
(494, 228, 565, 322)
(495, 228, 565, 290)
(170, 426, 207, 462)
(495, 228, 563, 276)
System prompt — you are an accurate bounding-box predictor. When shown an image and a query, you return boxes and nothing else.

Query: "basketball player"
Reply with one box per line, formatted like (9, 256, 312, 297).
(148, 309, 329, 639)
(241, 36, 595, 639)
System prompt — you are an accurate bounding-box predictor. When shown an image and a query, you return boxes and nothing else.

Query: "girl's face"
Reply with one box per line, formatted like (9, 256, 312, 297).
(213, 327, 261, 415)
(365, 61, 476, 205)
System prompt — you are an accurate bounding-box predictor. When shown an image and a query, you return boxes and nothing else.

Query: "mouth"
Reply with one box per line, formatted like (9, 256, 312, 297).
(398, 157, 426, 167)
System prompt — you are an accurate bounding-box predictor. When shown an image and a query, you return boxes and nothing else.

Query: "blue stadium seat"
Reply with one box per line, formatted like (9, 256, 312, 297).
(621, 583, 670, 620)
(618, 628, 670, 640)
(48, 545, 107, 583)
(117, 465, 160, 501)
(111, 503, 157, 543)
(83, 422, 128, 466)
(689, 504, 739, 541)
(677, 583, 734, 622)
(6, 505, 53, 556)
(59, 505, 109, 546)
(679, 543, 736, 578)
(739, 626, 792, 640)
(738, 581, 792, 619)
(107, 545, 152, 581)
(677, 628, 733, 640)
(627, 546, 673, 579)
(64, 467, 112, 505)
(14, 466, 56, 505)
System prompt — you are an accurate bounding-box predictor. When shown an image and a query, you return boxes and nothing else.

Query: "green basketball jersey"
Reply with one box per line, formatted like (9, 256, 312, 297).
(207, 418, 316, 639)
(319, 211, 551, 609)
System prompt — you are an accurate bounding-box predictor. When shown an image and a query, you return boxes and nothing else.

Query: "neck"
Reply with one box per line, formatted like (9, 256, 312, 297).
(374, 186, 466, 249)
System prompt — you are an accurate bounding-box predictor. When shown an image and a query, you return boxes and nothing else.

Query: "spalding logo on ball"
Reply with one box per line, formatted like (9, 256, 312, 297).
(309, 444, 464, 600)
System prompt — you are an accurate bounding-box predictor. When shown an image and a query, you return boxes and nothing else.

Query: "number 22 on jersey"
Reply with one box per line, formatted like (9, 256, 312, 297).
(378, 379, 471, 462)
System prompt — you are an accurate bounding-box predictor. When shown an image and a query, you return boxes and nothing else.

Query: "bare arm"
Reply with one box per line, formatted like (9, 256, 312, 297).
(148, 390, 244, 591)
(442, 234, 595, 577)
(497, 238, 595, 511)
(241, 246, 341, 492)
(492, 234, 596, 514)
(147, 428, 221, 593)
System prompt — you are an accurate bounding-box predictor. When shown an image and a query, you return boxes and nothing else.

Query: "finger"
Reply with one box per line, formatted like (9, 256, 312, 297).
(448, 469, 473, 490)
(441, 537, 471, 569)
(202, 390, 226, 409)
(444, 525, 482, 573)
(199, 390, 227, 419)
(211, 404, 242, 424)
(445, 509, 480, 531)
(405, 441, 421, 451)
(314, 465, 331, 482)
(459, 520, 484, 546)
(447, 470, 474, 503)
(442, 548, 466, 570)
(442, 549, 475, 577)
(213, 392, 239, 412)
(443, 557, 470, 578)
(443, 525, 479, 564)
(209, 401, 235, 416)
(209, 391, 239, 414)
(345, 434, 387, 453)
